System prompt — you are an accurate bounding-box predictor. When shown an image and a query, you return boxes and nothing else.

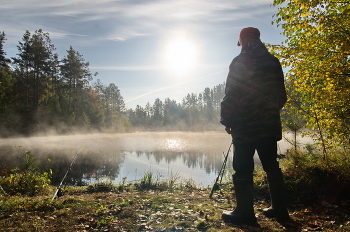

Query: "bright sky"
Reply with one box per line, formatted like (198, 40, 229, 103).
(0, 0, 284, 109)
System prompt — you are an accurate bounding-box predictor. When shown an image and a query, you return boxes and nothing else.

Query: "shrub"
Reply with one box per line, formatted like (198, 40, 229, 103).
(0, 151, 52, 196)
(280, 148, 350, 205)
(87, 181, 114, 193)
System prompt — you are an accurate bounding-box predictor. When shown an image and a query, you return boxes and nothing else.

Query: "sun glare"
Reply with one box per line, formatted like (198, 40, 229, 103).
(164, 37, 197, 76)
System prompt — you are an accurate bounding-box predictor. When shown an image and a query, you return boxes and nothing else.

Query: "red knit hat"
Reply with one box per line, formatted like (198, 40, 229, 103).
(237, 27, 260, 46)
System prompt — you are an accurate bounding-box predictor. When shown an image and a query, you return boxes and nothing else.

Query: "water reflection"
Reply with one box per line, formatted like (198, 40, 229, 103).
(159, 138, 185, 150)
(0, 148, 229, 187)
(0, 132, 306, 187)
(0, 132, 233, 186)
(102, 150, 230, 186)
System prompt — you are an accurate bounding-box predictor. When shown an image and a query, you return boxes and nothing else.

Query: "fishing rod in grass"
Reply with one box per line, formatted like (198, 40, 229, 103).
(52, 141, 85, 200)
(209, 142, 233, 199)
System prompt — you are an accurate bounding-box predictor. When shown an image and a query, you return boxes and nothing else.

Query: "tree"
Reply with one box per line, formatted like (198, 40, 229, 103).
(272, 0, 350, 154)
(202, 87, 215, 121)
(60, 46, 93, 114)
(102, 83, 125, 130)
(0, 32, 15, 109)
(152, 98, 163, 125)
(145, 102, 152, 118)
(182, 93, 201, 127)
(135, 105, 147, 124)
(12, 29, 57, 109)
(163, 98, 180, 126)
(105, 83, 125, 112)
(0, 32, 11, 67)
(212, 83, 225, 111)
(83, 88, 105, 129)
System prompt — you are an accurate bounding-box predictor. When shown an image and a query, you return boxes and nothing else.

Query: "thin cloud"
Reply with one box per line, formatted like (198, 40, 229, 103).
(90, 63, 225, 72)
(90, 65, 165, 71)
(1, 0, 277, 44)
(124, 70, 224, 103)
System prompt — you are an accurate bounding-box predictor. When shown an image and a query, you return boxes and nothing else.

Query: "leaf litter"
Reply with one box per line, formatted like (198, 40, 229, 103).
(0, 186, 349, 231)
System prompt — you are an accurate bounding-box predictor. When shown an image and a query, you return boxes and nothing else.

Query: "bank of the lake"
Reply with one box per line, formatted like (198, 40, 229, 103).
(1, 183, 349, 232)
(0, 131, 313, 187)
(2, 131, 349, 231)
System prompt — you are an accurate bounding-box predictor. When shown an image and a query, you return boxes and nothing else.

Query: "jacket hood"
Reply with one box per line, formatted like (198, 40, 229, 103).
(241, 38, 269, 57)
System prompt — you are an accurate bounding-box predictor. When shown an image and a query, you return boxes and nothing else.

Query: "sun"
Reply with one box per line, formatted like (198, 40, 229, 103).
(164, 37, 197, 76)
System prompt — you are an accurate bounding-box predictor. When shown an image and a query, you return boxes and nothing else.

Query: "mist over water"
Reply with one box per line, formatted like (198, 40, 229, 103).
(0, 131, 313, 186)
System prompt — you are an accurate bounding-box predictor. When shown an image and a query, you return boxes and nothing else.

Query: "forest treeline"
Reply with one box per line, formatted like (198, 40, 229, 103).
(126, 85, 224, 130)
(0, 30, 224, 137)
(1, 0, 349, 155)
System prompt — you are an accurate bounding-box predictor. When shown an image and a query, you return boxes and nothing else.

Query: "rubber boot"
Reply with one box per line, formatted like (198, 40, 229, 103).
(222, 174, 259, 227)
(263, 169, 290, 221)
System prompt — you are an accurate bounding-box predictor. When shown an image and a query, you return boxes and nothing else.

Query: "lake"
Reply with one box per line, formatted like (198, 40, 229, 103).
(0, 131, 312, 187)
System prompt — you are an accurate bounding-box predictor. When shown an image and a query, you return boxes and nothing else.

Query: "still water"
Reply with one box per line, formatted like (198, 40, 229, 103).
(0, 132, 309, 187)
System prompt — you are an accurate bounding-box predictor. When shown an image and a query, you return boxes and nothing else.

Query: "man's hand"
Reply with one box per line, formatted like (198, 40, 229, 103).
(225, 127, 232, 134)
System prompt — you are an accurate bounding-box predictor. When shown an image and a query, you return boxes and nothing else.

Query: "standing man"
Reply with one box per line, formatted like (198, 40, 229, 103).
(220, 27, 290, 226)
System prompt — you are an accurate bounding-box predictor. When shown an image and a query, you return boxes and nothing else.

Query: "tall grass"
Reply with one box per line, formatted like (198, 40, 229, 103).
(139, 171, 160, 189)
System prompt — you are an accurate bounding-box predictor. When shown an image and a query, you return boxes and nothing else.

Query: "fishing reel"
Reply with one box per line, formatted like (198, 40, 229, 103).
(57, 188, 65, 197)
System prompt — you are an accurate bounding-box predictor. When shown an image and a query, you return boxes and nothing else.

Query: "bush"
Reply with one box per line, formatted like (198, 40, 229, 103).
(280, 148, 350, 205)
(0, 150, 52, 196)
(87, 181, 114, 193)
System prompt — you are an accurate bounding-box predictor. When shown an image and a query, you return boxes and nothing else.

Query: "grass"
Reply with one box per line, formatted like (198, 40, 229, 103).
(1, 148, 350, 231)
(1, 168, 350, 232)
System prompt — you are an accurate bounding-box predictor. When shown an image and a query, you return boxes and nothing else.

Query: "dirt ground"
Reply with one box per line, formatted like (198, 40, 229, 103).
(1, 186, 349, 232)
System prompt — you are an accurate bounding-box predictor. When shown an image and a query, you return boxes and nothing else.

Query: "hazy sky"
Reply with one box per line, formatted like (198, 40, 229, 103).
(0, 0, 285, 109)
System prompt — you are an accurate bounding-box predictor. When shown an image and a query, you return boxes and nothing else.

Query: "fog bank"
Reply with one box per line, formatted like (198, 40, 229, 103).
(0, 131, 313, 157)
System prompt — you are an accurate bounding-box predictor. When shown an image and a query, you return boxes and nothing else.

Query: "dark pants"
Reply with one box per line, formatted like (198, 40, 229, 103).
(232, 137, 280, 184)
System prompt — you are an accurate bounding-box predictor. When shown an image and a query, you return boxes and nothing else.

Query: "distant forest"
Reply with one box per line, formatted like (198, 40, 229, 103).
(0, 30, 224, 137)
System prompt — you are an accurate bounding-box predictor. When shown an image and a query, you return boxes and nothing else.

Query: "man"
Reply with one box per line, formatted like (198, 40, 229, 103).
(220, 27, 290, 227)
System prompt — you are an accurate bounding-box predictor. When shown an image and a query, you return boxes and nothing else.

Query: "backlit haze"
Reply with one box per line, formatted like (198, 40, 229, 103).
(0, 132, 312, 186)
(0, 0, 285, 109)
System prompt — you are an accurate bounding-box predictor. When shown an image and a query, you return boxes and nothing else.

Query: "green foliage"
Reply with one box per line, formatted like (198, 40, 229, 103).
(12, 29, 57, 109)
(268, 0, 350, 211)
(279, 148, 350, 205)
(0, 66, 15, 108)
(271, 0, 350, 154)
(0, 196, 61, 214)
(62, 185, 88, 195)
(87, 180, 114, 193)
(0, 32, 12, 67)
(0, 32, 15, 111)
(139, 171, 160, 189)
(0, 29, 132, 136)
(166, 172, 180, 192)
(0, 151, 52, 196)
(60, 46, 93, 122)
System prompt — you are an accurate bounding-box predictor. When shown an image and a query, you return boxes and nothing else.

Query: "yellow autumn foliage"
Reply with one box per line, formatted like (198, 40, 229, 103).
(270, 0, 350, 153)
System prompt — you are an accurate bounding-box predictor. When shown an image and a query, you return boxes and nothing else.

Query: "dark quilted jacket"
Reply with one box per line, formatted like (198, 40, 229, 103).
(220, 39, 287, 143)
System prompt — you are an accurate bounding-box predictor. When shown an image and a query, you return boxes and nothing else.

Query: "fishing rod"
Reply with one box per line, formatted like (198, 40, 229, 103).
(51, 141, 85, 200)
(209, 142, 233, 199)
